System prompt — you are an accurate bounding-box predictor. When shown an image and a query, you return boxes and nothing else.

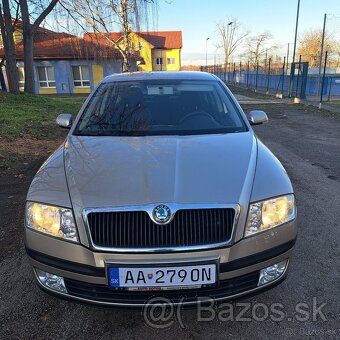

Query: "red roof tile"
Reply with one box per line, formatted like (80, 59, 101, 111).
(84, 32, 122, 43)
(0, 30, 122, 60)
(84, 31, 183, 49)
(138, 31, 182, 49)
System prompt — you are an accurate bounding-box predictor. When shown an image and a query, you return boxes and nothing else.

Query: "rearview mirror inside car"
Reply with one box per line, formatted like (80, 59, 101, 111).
(249, 110, 268, 125)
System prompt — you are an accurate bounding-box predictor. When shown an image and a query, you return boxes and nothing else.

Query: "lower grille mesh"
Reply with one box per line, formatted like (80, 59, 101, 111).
(64, 271, 260, 305)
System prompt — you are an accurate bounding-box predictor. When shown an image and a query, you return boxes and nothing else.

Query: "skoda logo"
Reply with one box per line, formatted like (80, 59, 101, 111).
(152, 204, 171, 224)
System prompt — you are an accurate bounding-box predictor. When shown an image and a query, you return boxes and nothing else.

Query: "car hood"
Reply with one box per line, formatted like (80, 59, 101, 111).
(64, 132, 257, 209)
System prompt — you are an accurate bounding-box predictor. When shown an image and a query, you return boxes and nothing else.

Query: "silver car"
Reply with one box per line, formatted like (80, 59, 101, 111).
(25, 72, 297, 307)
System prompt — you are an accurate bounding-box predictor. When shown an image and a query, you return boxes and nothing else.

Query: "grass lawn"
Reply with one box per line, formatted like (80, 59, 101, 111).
(328, 100, 340, 107)
(226, 84, 277, 99)
(0, 93, 85, 139)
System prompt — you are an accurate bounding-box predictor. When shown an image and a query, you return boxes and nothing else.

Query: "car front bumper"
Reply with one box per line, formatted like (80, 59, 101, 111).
(25, 220, 297, 307)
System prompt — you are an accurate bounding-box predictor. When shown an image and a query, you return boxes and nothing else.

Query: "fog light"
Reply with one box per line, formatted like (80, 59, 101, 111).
(258, 260, 288, 286)
(35, 269, 67, 293)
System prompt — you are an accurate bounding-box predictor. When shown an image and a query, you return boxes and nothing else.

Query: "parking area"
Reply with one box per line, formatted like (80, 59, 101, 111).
(0, 100, 339, 339)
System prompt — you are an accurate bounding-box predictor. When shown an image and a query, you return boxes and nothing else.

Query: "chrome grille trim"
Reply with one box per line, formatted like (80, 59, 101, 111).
(83, 203, 240, 253)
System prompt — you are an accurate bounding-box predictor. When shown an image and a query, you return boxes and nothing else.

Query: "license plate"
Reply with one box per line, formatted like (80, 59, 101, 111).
(108, 263, 217, 289)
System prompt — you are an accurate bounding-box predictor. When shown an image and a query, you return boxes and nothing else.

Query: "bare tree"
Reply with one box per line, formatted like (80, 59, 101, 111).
(60, 0, 158, 72)
(0, 0, 20, 93)
(216, 18, 249, 66)
(246, 31, 274, 67)
(297, 29, 338, 67)
(19, 0, 59, 94)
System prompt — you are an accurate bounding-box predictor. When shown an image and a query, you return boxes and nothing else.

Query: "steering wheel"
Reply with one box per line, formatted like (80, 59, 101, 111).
(179, 111, 212, 124)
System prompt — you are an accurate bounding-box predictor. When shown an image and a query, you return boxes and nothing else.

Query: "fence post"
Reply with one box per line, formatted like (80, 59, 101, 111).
(281, 56, 286, 97)
(224, 62, 227, 82)
(255, 61, 259, 92)
(289, 63, 294, 98)
(247, 61, 250, 88)
(327, 77, 333, 101)
(295, 55, 302, 99)
(228, 63, 231, 81)
(233, 63, 236, 84)
(319, 51, 328, 109)
(239, 61, 242, 85)
(266, 58, 271, 94)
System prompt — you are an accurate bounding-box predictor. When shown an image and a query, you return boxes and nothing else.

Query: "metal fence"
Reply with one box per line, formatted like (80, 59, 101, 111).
(202, 58, 340, 102)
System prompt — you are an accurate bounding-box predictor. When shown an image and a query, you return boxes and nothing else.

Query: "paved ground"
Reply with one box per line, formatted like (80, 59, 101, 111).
(0, 102, 339, 339)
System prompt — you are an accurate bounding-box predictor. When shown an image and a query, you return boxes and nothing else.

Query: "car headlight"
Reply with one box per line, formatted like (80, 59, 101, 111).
(245, 194, 296, 237)
(25, 202, 78, 243)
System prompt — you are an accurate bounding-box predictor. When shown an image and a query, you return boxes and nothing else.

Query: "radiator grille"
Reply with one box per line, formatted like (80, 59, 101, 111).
(87, 208, 235, 249)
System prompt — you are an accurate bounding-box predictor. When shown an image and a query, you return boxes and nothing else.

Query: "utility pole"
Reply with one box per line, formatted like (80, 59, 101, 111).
(289, 0, 301, 97)
(292, 0, 300, 63)
(205, 37, 210, 69)
(319, 51, 328, 109)
(317, 13, 327, 95)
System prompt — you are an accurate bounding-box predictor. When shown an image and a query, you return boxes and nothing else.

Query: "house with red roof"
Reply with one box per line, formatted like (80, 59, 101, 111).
(0, 25, 129, 94)
(84, 31, 182, 72)
(0, 26, 182, 94)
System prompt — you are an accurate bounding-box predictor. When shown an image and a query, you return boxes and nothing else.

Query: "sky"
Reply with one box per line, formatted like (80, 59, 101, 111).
(153, 0, 340, 65)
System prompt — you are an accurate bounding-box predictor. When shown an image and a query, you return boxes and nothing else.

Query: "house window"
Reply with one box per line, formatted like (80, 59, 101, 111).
(156, 58, 163, 65)
(139, 42, 144, 50)
(37, 66, 55, 88)
(17, 67, 25, 88)
(72, 65, 90, 87)
(167, 58, 175, 65)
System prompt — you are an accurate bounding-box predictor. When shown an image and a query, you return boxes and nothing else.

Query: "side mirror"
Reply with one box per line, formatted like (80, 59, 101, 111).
(56, 113, 73, 129)
(249, 110, 268, 125)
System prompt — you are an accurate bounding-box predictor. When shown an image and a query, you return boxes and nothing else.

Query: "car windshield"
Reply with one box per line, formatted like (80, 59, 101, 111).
(74, 79, 247, 136)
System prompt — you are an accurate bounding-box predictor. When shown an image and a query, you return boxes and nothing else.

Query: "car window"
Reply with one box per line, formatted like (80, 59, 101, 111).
(74, 79, 247, 136)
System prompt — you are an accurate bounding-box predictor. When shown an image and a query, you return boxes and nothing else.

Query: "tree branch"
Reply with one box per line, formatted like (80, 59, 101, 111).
(32, 0, 59, 33)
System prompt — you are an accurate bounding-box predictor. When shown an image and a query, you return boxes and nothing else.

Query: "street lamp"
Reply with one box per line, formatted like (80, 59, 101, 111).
(227, 21, 233, 33)
(226, 22, 233, 66)
(205, 37, 210, 68)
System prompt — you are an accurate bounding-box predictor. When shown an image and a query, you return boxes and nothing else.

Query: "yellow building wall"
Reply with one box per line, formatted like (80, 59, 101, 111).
(38, 87, 57, 95)
(92, 64, 104, 86)
(13, 30, 23, 44)
(151, 49, 181, 71)
(137, 42, 153, 72)
(118, 32, 153, 72)
(116, 33, 181, 71)
(73, 87, 91, 94)
(0, 29, 23, 47)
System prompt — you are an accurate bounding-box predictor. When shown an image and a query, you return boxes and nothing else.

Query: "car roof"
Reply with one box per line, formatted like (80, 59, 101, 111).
(102, 71, 217, 83)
